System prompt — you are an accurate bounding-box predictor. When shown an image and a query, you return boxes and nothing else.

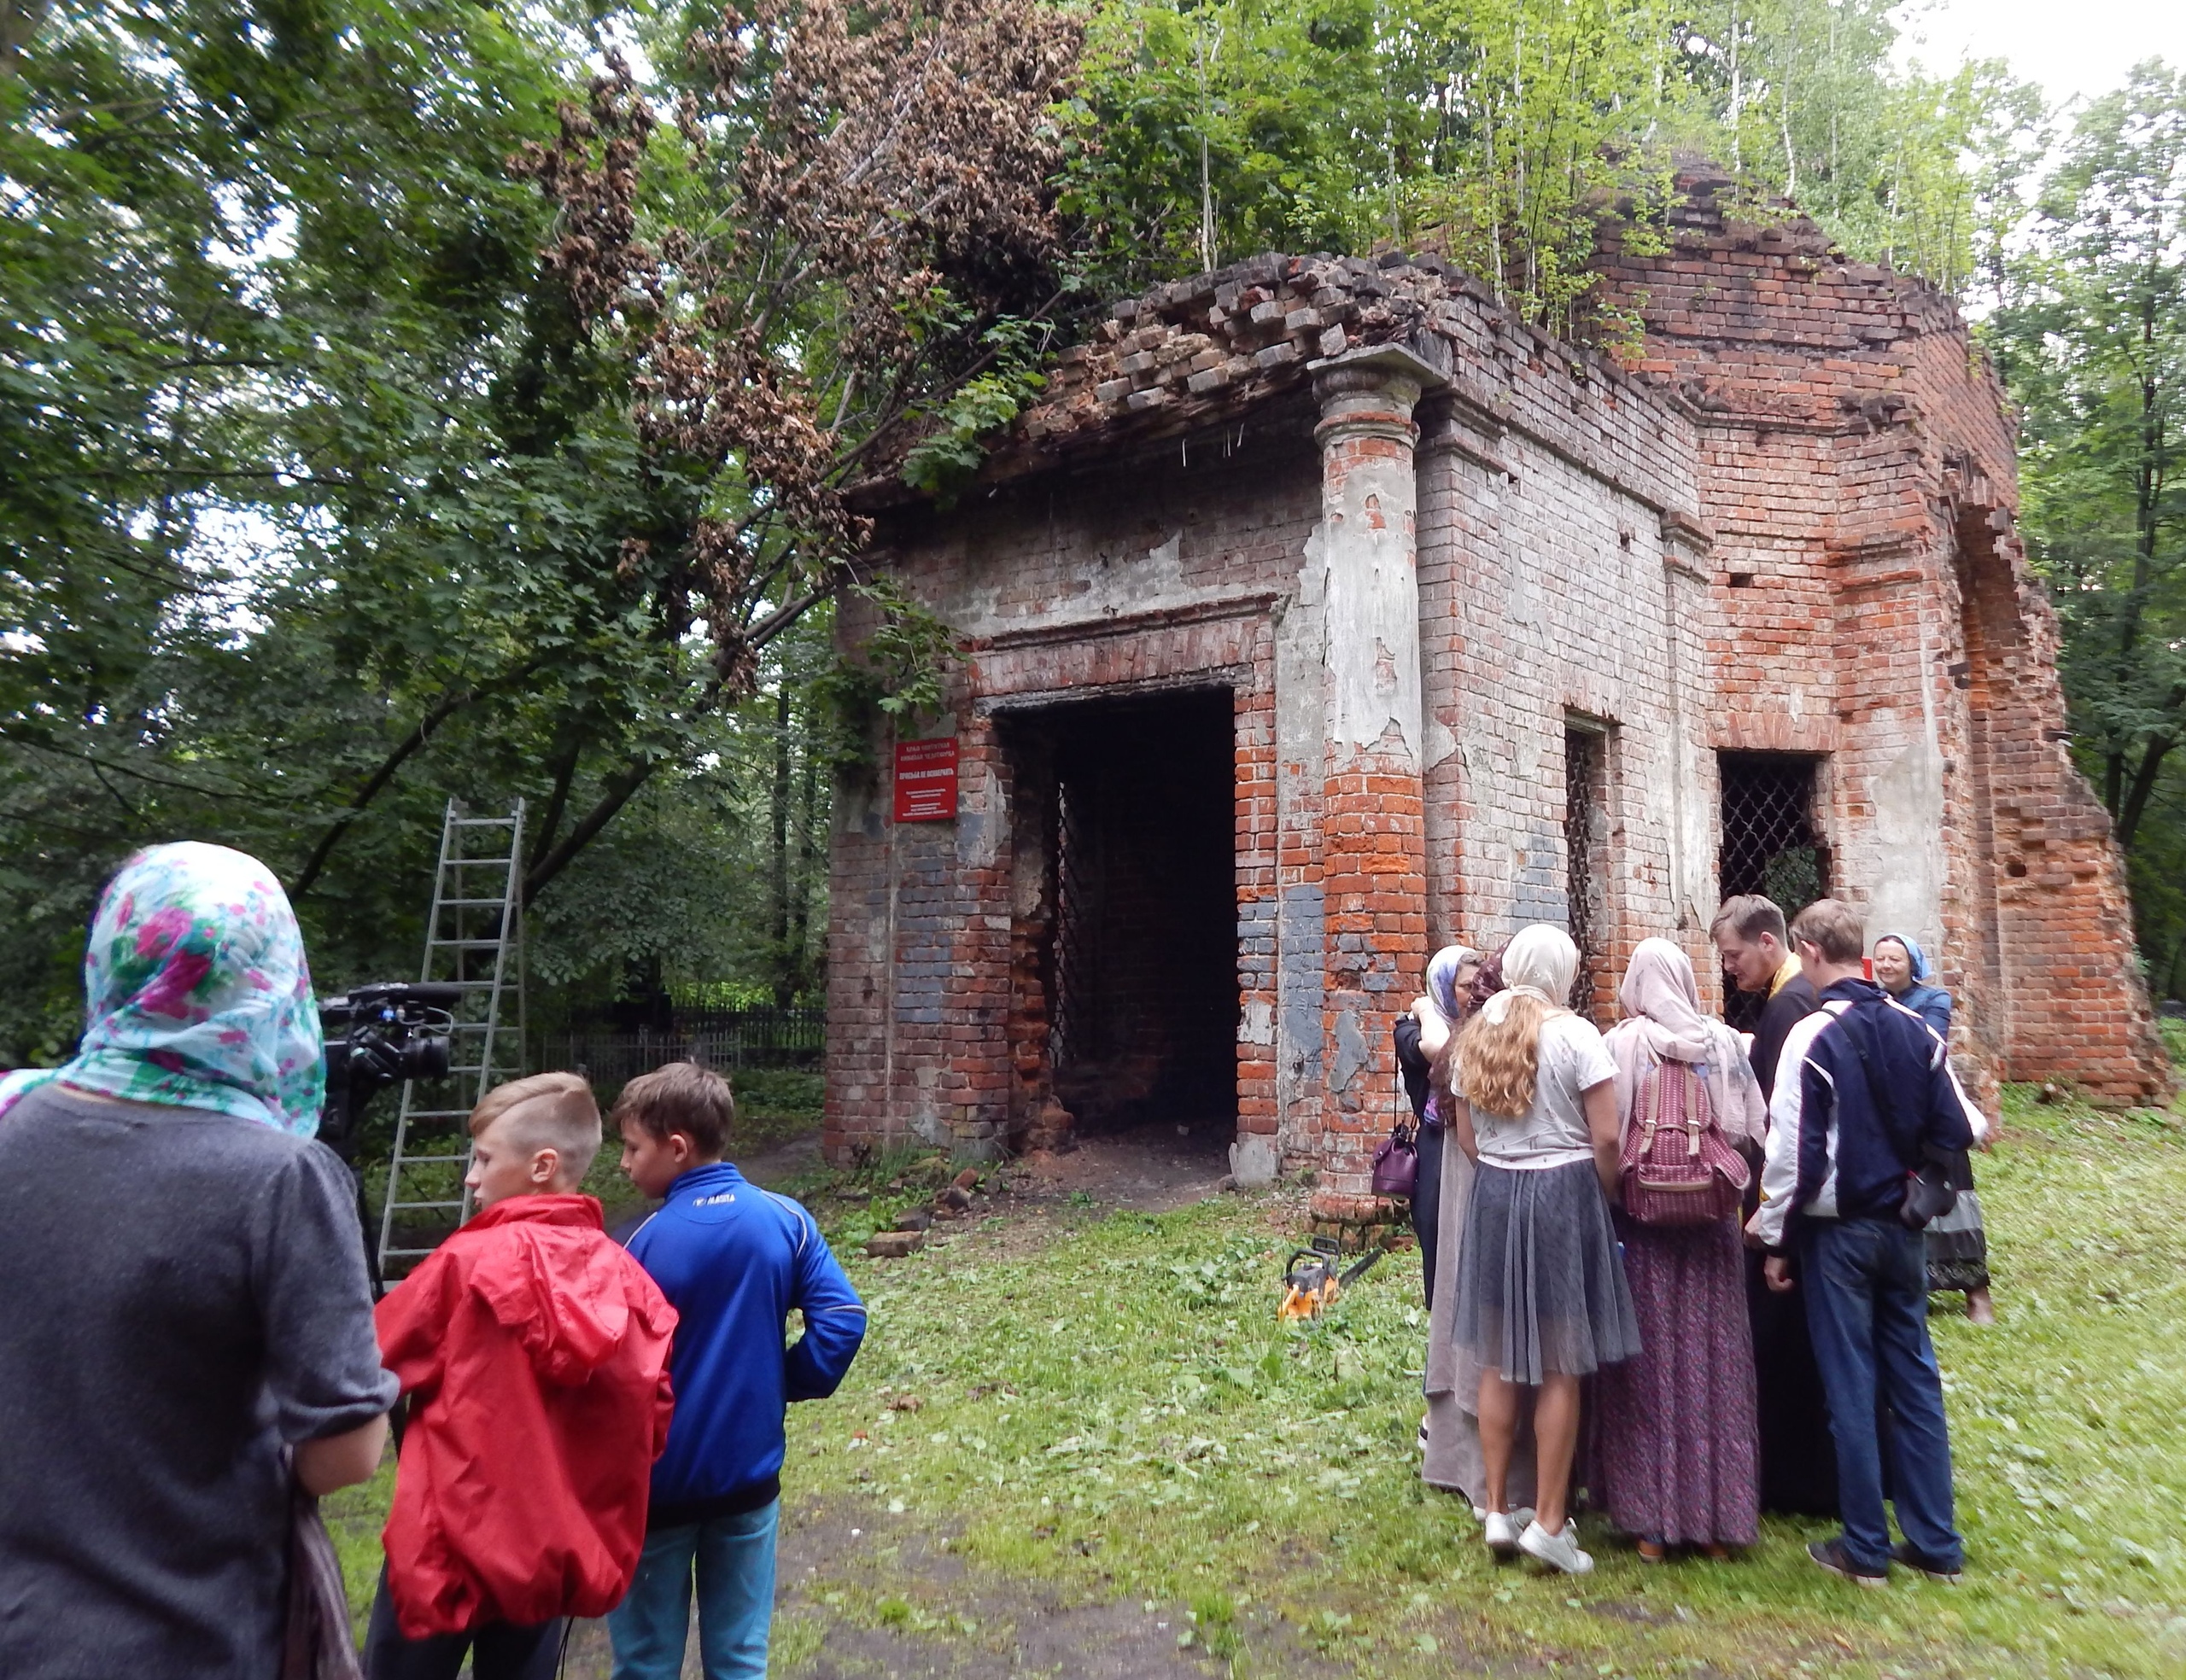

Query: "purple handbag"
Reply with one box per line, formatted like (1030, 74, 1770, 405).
(1373, 1117, 1418, 1199)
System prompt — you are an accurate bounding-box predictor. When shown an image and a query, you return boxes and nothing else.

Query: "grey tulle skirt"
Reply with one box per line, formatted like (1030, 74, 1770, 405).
(1453, 1159, 1643, 1385)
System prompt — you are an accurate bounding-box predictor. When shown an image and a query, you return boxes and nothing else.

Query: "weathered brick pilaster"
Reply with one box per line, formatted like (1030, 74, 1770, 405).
(1309, 345, 1443, 1222)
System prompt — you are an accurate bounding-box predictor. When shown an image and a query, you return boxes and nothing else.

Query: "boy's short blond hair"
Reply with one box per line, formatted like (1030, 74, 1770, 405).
(471, 1071, 602, 1181)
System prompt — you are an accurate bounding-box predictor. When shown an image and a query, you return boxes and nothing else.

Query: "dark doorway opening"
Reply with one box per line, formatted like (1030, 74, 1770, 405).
(1004, 688, 1238, 1138)
(1717, 752, 1830, 1031)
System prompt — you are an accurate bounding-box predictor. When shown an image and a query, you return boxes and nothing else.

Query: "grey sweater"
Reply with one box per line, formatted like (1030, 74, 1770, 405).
(0, 1083, 395, 1678)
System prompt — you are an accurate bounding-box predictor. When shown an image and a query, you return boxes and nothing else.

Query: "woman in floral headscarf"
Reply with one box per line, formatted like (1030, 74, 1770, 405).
(0, 843, 396, 1679)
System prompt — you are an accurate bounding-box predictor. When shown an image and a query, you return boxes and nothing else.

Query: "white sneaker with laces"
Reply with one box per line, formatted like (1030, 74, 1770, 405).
(1481, 1508, 1537, 1556)
(1518, 1519, 1594, 1575)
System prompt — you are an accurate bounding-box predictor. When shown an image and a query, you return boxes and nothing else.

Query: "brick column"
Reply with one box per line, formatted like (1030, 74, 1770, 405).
(1309, 344, 1444, 1225)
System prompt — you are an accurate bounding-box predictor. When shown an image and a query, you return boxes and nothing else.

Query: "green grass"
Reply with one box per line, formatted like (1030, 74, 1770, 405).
(327, 1084, 2186, 1677)
(725, 1067, 825, 1154)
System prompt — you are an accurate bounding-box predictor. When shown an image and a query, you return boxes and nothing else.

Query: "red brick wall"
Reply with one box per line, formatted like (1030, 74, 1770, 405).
(1597, 167, 2166, 1100)
(824, 436, 1298, 1161)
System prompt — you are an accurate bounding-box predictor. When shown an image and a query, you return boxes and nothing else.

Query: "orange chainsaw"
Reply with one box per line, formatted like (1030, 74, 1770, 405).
(1277, 1235, 1383, 1321)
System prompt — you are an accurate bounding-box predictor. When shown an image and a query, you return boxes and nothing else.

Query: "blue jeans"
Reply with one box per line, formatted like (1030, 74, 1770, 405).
(362, 1567, 564, 1680)
(1798, 1218, 1964, 1572)
(607, 1501, 780, 1680)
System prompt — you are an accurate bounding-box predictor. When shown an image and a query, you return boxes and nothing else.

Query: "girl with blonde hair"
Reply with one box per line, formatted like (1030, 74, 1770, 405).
(1446, 925, 1639, 1575)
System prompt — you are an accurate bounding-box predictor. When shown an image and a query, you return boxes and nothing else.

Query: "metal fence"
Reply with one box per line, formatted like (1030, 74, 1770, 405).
(541, 1006, 825, 1090)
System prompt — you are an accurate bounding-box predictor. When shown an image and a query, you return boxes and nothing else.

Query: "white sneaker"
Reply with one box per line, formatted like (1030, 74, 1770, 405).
(1518, 1519, 1594, 1575)
(1481, 1508, 1537, 1557)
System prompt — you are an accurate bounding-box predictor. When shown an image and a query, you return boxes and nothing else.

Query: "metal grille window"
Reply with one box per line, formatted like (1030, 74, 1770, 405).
(1717, 753, 1829, 1029)
(1564, 726, 1610, 1020)
(1049, 779, 1097, 1070)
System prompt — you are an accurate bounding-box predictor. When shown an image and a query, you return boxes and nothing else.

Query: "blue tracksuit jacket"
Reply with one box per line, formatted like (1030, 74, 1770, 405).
(624, 1163, 866, 1525)
(1751, 977, 1979, 1250)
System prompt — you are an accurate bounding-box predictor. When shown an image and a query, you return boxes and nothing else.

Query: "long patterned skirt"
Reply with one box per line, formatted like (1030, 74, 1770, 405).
(1593, 1214, 1761, 1548)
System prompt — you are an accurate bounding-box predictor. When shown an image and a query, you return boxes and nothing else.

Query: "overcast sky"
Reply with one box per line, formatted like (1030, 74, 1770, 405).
(1892, 0, 2186, 108)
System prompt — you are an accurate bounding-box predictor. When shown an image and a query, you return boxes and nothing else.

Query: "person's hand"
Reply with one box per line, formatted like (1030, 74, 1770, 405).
(1762, 1255, 1795, 1293)
(1742, 1212, 1767, 1250)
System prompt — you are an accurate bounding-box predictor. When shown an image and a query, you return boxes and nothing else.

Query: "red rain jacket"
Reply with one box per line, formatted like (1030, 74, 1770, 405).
(375, 1194, 678, 1636)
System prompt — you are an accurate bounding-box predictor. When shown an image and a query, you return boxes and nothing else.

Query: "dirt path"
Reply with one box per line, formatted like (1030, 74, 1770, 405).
(558, 1494, 1353, 1679)
(1002, 1120, 1236, 1214)
(560, 1121, 1352, 1678)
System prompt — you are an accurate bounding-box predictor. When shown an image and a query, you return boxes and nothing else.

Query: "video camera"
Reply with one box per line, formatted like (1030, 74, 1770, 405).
(318, 982, 459, 1161)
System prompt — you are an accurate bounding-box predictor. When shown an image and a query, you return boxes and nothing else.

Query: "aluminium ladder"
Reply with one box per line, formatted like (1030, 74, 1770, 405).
(377, 799, 527, 1275)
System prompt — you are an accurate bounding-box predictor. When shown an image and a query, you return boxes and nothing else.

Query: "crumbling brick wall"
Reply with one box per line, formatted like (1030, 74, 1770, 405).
(826, 186, 2166, 1183)
(830, 256, 1728, 1193)
(1597, 167, 2166, 1101)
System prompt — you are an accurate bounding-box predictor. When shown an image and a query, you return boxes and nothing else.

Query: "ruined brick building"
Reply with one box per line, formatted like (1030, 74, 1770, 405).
(824, 169, 2168, 1222)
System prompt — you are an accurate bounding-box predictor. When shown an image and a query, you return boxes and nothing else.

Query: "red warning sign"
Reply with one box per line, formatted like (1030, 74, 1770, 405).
(891, 737, 959, 823)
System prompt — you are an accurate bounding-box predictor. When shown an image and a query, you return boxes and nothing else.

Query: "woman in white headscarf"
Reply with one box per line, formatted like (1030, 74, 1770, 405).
(1394, 943, 1481, 1310)
(1593, 938, 1766, 1561)
(1444, 925, 1639, 1576)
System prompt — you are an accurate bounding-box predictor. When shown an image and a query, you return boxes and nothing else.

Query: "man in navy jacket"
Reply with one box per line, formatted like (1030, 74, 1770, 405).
(609, 1063, 867, 1679)
(1749, 899, 1978, 1587)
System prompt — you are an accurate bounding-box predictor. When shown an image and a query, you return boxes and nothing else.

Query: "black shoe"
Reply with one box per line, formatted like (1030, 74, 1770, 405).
(1807, 1537, 1888, 1588)
(1890, 1541, 1963, 1584)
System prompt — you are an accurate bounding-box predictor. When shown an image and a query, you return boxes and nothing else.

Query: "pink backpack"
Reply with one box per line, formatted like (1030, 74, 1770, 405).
(1618, 1056, 1750, 1226)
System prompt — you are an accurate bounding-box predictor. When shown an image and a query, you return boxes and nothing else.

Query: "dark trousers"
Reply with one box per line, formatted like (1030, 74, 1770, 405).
(1797, 1217, 1964, 1572)
(1412, 1121, 1445, 1309)
(363, 1570, 566, 1680)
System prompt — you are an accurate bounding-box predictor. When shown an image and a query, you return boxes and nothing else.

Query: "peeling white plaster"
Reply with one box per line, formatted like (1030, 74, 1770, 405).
(1321, 456, 1424, 763)
(1867, 656, 1947, 956)
(944, 528, 1244, 638)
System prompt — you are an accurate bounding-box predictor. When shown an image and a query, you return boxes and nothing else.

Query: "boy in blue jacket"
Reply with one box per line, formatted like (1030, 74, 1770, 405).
(609, 1062, 866, 1680)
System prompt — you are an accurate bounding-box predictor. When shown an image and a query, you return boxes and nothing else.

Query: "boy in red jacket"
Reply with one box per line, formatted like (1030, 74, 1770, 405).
(365, 1072, 679, 1680)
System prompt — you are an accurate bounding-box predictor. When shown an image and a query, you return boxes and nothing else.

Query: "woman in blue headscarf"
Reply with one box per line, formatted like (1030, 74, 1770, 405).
(0, 843, 397, 1677)
(1871, 933, 1994, 1324)
(1871, 933, 1952, 1038)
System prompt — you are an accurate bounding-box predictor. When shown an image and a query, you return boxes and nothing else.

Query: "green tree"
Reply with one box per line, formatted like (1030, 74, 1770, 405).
(0, 0, 589, 1052)
(1061, 0, 2026, 329)
(0, 0, 996, 1060)
(1985, 62, 2186, 991)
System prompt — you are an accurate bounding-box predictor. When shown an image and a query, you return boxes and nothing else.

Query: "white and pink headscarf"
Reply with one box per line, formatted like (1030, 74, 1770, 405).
(1604, 936, 1766, 1145)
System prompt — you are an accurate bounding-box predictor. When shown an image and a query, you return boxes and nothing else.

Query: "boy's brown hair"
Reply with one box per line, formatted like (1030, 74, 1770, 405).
(611, 1061, 734, 1158)
(1790, 896, 1866, 965)
(470, 1071, 602, 1180)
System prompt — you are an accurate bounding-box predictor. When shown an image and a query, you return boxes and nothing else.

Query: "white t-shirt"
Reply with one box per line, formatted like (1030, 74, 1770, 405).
(1468, 1012, 1617, 1170)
